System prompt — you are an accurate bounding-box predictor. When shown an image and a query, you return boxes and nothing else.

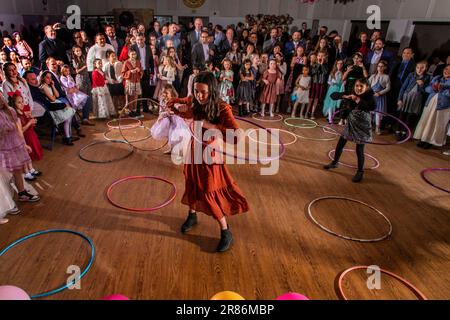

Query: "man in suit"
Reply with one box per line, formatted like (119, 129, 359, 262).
(105, 25, 124, 55)
(191, 30, 214, 69)
(312, 26, 328, 47)
(365, 38, 394, 75)
(262, 28, 280, 54)
(284, 31, 306, 61)
(38, 25, 69, 69)
(187, 18, 204, 48)
(300, 22, 311, 40)
(369, 30, 382, 51)
(219, 28, 234, 56)
(130, 34, 155, 115)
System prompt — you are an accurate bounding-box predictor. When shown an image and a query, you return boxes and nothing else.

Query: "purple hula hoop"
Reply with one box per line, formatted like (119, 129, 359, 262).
(188, 116, 286, 163)
(420, 168, 450, 194)
(331, 110, 412, 145)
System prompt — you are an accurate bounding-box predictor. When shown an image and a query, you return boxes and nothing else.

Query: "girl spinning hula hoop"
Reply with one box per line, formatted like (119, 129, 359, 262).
(166, 72, 250, 253)
(324, 78, 376, 183)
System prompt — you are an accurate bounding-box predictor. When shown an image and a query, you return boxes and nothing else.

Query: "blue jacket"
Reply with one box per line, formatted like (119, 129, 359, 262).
(425, 76, 450, 110)
(398, 72, 430, 101)
(365, 49, 394, 70)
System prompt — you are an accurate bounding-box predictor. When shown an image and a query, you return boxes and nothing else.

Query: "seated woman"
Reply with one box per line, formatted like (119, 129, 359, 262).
(24, 71, 76, 146)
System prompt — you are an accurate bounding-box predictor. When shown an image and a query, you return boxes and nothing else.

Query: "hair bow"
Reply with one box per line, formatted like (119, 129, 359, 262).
(7, 90, 22, 98)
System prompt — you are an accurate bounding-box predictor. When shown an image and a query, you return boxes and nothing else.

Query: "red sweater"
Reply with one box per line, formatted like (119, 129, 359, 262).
(92, 70, 106, 88)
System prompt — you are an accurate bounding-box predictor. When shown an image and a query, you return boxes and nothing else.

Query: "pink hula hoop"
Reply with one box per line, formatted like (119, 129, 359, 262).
(107, 176, 177, 212)
(338, 266, 428, 300)
(331, 110, 412, 145)
(420, 168, 450, 194)
(328, 149, 380, 170)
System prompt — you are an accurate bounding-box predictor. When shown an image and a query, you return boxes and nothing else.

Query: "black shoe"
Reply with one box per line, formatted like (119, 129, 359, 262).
(324, 162, 339, 170)
(352, 171, 364, 183)
(423, 143, 432, 150)
(62, 137, 74, 146)
(76, 131, 86, 138)
(417, 141, 426, 148)
(217, 228, 233, 252)
(181, 212, 198, 234)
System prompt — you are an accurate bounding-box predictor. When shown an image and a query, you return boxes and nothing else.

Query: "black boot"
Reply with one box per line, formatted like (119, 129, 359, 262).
(217, 228, 233, 252)
(62, 137, 74, 146)
(352, 171, 364, 183)
(181, 212, 198, 233)
(324, 161, 339, 170)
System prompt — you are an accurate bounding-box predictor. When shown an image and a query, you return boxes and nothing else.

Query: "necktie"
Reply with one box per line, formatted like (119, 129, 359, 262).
(110, 64, 116, 81)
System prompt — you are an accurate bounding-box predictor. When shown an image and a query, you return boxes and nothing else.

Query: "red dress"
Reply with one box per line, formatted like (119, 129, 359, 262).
(18, 112, 43, 161)
(170, 97, 250, 221)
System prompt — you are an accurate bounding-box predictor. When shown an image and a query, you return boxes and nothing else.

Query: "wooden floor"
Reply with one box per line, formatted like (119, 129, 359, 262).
(0, 114, 449, 300)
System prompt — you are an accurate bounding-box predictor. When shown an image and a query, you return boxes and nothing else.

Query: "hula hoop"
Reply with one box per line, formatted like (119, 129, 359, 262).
(247, 128, 298, 146)
(252, 113, 284, 123)
(421, 168, 450, 194)
(119, 97, 160, 116)
(79, 140, 134, 164)
(307, 196, 393, 242)
(0, 229, 95, 299)
(322, 124, 340, 136)
(338, 266, 428, 300)
(328, 149, 380, 170)
(331, 110, 412, 145)
(292, 125, 339, 142)
(116, 98, 168, 152)
(188, 116, 286, 163)
(284, 117, 318, 129)
(107, 176, 177, 212)
(107, 118, 142, 130)
(103, 126, 152, 143)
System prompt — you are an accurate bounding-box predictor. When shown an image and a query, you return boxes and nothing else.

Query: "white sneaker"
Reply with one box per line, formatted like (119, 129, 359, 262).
(0, 218, 9, 225)
(7, 207, 21, 215)
(443, 150, 450, 156)
(270, 113, 274, 118)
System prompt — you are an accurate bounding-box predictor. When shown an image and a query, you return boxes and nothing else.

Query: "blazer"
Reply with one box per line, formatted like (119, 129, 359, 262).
(365, 49, 394, 71)
(398, 72, 430, 101)
(38, 37, 69, 69)
(106, 36, 125, 55)
(130, 44, 155, 74)
(191, 42, 214, 68)
(188, 29, 202, 47)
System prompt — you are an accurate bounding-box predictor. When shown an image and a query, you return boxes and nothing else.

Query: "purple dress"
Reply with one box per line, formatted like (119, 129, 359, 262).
(0, 108, 31, 172)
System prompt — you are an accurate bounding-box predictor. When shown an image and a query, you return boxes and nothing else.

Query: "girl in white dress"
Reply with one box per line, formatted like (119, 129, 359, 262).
(291, 66, 311, 118)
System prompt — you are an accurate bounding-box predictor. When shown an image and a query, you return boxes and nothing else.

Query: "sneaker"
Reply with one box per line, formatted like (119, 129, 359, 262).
(30, 169, 42, 177)
(310, 115, 316, 120)
(0, 218, 9, 225)
(24, 173, 36, 181)
(217, 228, 233, 253)
(6, 207, 21, 215)
(352, 171, 364, 183)
(18, 191, 40, 202)
(443, 150, 450, 156)
(324, 162, 339, 170)
(181, 212, 198, 234)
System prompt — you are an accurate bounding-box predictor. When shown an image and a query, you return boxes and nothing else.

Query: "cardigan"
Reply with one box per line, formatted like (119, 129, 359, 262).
(368, 73, 391, 95)
(425, 76, 450, 111)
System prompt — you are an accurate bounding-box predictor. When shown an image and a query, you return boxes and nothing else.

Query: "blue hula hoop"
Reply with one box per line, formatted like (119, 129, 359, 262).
(0, 229, 95, 299)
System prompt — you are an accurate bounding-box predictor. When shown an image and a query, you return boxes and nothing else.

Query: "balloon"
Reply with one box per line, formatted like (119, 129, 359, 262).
(276, 292, 310, 300)
(102, 294, 130, 300)
(0, 285, 31, 300)
(211, 291, 245, 300)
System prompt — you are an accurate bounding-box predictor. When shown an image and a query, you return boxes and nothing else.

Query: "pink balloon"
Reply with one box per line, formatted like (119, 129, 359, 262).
(0, 286, 31, 300)
(102, 294, 130, 300)
(276, 292, 310, 300)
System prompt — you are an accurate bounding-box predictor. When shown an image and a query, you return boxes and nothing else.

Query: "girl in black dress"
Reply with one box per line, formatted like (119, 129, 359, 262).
(324, 78, 376, 183)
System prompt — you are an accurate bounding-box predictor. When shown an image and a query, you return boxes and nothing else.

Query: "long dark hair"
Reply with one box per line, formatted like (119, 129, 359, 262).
(192, 71, 221, 123)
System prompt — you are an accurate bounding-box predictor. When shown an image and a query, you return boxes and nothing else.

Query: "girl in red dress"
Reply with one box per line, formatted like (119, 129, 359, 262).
(8, 91, 42, 181)
(167, 72, 250, 253)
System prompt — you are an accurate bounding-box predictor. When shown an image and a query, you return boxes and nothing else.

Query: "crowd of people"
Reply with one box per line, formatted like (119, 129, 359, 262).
(0, 16, 449, 228)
